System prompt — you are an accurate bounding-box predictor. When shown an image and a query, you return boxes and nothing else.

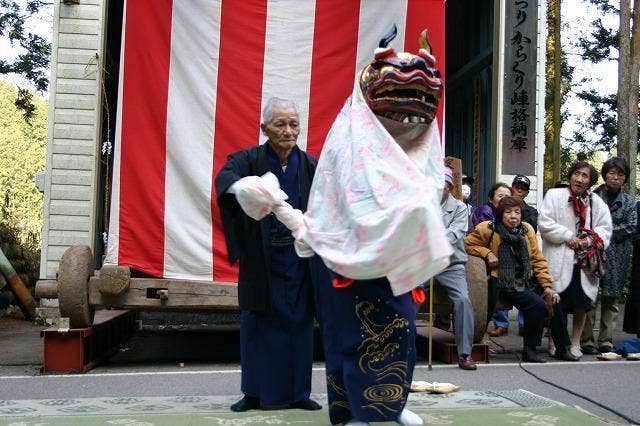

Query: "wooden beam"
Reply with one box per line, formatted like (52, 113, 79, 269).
(35, 280, 59, 299)
(89, 278, 239, 310)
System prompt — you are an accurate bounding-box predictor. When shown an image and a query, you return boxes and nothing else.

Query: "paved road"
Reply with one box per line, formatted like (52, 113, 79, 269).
(1, 312, 639, 424)
(1, 360, 638, 424)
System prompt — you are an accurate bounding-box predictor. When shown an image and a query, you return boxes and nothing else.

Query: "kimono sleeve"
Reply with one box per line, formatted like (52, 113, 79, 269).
(214, 151, 254, 264)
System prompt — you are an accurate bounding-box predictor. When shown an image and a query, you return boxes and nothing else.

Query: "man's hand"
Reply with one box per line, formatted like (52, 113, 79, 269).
(486, 252, 499, 268)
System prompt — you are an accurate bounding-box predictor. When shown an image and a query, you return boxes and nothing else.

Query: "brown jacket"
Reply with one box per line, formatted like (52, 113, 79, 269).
(465, 221, 553, 288)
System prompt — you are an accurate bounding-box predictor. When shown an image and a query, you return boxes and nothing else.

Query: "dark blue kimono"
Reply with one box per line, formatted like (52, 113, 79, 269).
(315, 272, 417, 424)
(215, 143, 319, 407)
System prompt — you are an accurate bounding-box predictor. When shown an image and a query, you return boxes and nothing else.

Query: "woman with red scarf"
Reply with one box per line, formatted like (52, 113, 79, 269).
(539, 161, 612, 359)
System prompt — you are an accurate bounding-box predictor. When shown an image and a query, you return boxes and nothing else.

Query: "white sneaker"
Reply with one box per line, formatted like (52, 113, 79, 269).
(397, 408, 424, 426)
(569, 345, 583, 358)
(548, 343, 556, 357)
(343, 420, 369, 426)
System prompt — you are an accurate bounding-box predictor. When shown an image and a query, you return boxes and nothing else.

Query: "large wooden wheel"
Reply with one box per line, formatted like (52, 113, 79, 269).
(58, 246, 95, 328)
(466, 255, 489, 343)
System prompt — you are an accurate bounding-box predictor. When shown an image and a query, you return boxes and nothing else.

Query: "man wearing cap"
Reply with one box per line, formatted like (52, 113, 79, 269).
(512, 175, 539, 232)
(488, 175, 539, 338)
(425, 167, 476, 370)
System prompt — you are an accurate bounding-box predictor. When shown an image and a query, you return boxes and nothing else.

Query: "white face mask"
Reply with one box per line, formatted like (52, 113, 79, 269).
(461, 184, 471, 199)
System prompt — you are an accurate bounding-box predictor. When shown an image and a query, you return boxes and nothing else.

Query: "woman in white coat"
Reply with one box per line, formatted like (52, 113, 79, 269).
(538, 161, 612, 359)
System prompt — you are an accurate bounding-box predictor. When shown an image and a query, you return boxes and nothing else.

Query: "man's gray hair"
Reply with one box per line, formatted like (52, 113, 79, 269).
(262, 97, 299, 124)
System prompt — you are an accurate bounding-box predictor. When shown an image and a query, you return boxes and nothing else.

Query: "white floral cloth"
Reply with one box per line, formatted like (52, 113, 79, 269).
(294, 77, 451, 296)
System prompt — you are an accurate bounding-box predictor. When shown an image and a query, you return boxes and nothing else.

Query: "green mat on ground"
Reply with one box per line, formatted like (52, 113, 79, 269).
(0, 390, 608, 425)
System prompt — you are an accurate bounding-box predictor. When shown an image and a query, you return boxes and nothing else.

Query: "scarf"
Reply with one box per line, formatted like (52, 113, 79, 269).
(568, 188, 606, 278)
(494, 222, 531, 290)
(568, 188, 588, 228)
(576, 228, 606, 278)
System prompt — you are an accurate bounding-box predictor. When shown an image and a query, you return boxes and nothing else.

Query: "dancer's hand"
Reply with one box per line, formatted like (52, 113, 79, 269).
(232, 173, 287, 220)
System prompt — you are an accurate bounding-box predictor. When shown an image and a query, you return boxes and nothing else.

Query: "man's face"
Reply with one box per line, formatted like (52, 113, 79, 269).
(569, 166, 591, 196)
(261, 107, 300, 153)
(512, 183, 529, 201)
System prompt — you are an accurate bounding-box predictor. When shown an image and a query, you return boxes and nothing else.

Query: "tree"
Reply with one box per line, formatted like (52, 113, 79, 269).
(569, 0, 640, 197)
(617, 0, 640, 198)
(545, 0, 575, 189)
(0, 0, 51, 121)
(0, 79, 47, 248)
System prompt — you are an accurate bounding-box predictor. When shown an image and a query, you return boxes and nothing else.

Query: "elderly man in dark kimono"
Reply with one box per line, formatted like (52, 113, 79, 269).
(215, 97, 322, 413)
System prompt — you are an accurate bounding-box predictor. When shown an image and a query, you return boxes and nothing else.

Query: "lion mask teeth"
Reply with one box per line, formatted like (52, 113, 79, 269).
(359, 28, 442, 123)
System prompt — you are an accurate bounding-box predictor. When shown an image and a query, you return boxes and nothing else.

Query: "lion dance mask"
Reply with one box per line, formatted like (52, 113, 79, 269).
(360, 24, 442, 124)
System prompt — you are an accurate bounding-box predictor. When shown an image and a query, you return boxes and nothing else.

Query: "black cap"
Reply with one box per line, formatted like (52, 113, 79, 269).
(512, 175, 531, 190)
(461, 174, 474, 185)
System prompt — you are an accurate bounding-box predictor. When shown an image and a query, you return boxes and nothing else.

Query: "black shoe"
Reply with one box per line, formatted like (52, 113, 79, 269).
(231, 395, 260, 412)
(556, 349, 580, 361)
(581, 345, 599, 355)
(522, 348, 546, 363)
(290, 398, 322, 410)
(598, 345, 613, 353)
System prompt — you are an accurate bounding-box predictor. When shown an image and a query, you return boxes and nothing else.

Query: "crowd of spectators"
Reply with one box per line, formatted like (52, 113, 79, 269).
(453, 157, 638, 365)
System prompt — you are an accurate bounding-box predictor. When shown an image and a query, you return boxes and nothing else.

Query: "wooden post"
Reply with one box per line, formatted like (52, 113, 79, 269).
(552, 0, 562, 185)
(428, 277, 434, 371)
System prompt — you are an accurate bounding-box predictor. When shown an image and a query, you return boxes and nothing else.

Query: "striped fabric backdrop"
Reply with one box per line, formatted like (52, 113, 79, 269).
(104, 0, 446, 283)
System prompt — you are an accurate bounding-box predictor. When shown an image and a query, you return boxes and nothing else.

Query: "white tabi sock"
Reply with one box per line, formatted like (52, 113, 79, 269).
(396, 408, 424, 425)
(343, 420, 369, 426)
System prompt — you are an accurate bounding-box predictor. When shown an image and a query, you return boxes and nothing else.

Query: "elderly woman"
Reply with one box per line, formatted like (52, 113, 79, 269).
(581, 157, 637, 354)
(466, 196, 578, 362)
(539, 161, 612, 359)
(470, 182, 515, 337)
(470, 182, 512, 229)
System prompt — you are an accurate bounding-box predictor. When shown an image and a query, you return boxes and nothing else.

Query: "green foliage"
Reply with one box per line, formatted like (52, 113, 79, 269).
(576, 18, 619, 63)
(0, 79, 46, 253)
(572, 91, 618, 152)
(568, 1, 640, 168)
(0, 0, 51, 121)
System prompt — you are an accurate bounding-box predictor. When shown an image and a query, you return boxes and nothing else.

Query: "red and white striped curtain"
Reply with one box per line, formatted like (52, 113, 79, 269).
(104, 0, 446, 283)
